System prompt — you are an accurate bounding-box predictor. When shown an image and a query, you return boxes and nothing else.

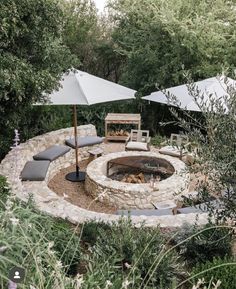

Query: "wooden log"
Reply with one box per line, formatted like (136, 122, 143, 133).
(121, 175, 128, 182)
(137, 173, 145, 183)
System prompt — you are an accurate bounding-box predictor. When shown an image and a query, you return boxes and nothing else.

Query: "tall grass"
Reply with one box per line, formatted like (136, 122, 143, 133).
(0, 176, 81, 288)
(0, 174, 235, 289)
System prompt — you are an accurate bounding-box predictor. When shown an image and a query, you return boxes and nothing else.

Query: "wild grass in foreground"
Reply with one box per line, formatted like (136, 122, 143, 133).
(0, 175, 235, 289)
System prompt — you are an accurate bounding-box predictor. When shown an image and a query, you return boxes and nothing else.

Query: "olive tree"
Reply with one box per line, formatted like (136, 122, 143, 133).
(166, 73, 236, 221)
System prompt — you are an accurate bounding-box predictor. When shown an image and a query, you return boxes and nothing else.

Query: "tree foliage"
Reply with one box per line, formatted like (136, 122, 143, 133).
(2, 0, 236, 159)
(0, 0, 77, 159)
(166, 73, 236, 220)
(62, 0, 98, 71)
(62, 0, 124, 81)
(109, 0, 236, 93)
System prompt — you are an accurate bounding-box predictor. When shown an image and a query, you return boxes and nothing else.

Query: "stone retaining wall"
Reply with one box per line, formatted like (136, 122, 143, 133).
(0, 124, 101, 198)
(0, 126, 209, 228)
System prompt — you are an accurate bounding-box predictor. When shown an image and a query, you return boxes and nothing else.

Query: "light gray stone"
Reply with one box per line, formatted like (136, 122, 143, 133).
(0, 125, 211, 228)
(85, 151, 191, 209)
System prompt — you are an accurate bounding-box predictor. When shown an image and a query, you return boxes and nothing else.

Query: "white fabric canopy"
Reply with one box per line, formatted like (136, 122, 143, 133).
(143, 76, 236, 112)
(37, 69, 136, 182)
(45, 69, 136, 105)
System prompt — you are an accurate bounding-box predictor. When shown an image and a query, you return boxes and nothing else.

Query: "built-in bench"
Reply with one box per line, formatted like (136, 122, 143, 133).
(0, 124, 104, 183)
(117, 198, 223, 217)
(20, 145, 71, 181)
(117, 209, 173, 216)
(177, 206, 202, 214)
(21, 136, 104, 181)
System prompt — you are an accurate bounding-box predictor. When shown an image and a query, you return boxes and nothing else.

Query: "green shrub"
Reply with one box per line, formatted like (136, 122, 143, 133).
(170, 223, 233, 267)
(151, 134, 167, 147)
(81, 220, 111, 246)
(0, 196, 81, 288)
(45, 218, 81, 276)
(191, 257, 236, 289)
(0, 175, 10, 209)
(83, 218, 181, 289)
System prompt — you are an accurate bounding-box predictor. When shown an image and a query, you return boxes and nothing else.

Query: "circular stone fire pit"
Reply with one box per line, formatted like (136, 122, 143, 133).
(107, 155, 175, 183)
(85, 151, 190, 209)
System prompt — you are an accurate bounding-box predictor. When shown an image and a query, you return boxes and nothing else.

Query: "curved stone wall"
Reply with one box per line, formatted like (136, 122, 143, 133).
(0, 126, 209, 228)
(85, 151, 190, 209)
(0, 124, 100, 201)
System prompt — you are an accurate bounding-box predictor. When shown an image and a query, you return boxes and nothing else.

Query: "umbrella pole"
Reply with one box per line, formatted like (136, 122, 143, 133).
(73, 105, 79, 175)
(65, 105, 86, 182)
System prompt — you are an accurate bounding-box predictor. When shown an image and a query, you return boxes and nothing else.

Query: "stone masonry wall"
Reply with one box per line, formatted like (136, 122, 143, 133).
(0, 124, 99, 198)
(0, 126, 209, 228)
(85, 151, 190, 209)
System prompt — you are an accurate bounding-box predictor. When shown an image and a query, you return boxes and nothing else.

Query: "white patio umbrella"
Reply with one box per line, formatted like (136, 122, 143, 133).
(143, 76, 236, 112)
(41, 69, 136, 182)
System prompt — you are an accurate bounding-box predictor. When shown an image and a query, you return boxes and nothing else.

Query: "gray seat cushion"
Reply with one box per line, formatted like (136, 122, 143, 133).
(33, 145, 70, 162)
(116, 209, 173, 216)
(177, 206, 202, 214)
(21, 161, 50, 181)
(126, 141, 149, 151)
(65, 136, 103, 149)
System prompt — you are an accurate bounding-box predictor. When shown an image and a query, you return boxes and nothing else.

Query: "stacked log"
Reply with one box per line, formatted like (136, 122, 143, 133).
(108, 130, 129, 136)
(121, 173, 146, 183)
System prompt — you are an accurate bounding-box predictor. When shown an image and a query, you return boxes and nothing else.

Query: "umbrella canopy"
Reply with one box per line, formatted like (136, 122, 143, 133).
(143, 76, 236, 112)
(40, 69, 136, 182)
(46, 69, 136, 105)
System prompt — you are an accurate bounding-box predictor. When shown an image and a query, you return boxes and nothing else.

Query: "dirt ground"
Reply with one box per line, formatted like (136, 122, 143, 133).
(48, 160, 117, 214)
(48, 142, 125, 214)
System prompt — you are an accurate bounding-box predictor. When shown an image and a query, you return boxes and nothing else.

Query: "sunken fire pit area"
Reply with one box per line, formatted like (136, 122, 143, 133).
(85, 151, 190, 209)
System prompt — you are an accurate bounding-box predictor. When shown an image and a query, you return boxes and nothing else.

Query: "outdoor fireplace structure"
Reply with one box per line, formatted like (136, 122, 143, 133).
(85, 151, 190, 209)
(107, 156, 175, 183)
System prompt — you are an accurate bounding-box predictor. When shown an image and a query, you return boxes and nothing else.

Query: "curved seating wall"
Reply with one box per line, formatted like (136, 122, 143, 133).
(0, 125, 209, 228)
(0, 124, 101, 199)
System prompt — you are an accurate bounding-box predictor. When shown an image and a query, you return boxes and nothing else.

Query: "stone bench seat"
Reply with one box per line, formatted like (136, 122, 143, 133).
(116, 209, 173, 216)
(117, 199, 221, 216)
(177, 199, 223, 214)
(21, 160, 50, 181)
(65, 136, 103, 149)
(177, 206, 202, 214)
(0, 124, 211, 228)
(33, 145, 71, 162)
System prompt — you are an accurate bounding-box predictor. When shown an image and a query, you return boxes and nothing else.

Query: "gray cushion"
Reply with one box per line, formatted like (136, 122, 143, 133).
(126, 141, 149, 151)
(65, 136, 103, 149)
(33, 145, 70, 162)
(116, 209, 173, 216)
(159, 146, 187, 157)
(177, 206, 202, 214)
(21, 161, 50, 181)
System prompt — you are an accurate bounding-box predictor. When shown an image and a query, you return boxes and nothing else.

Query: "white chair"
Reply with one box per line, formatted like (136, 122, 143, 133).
(125, 130, 151, 151)
(159, 133, 189, 159)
